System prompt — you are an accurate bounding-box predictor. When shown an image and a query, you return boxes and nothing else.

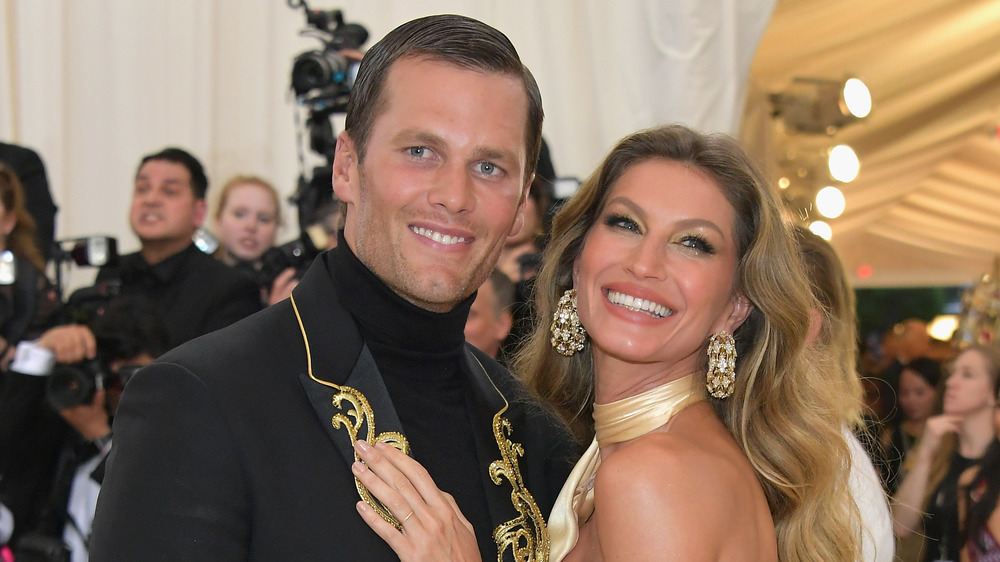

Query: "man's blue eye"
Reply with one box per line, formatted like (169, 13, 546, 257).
(409, 147, 426, 157)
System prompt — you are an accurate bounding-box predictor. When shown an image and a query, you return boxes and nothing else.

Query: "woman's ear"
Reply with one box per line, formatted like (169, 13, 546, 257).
(726, 293, 753, 333)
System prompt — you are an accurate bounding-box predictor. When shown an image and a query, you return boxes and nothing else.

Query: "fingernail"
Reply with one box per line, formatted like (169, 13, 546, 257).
(356, 439, 370, 453)
(352, 461, 365, 474)
(356, 501, 368, 514)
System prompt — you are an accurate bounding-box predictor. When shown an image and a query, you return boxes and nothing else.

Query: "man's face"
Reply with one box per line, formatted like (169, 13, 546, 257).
(333, 57, 531, 312)
(464, 279, 512, 358)
(130, 159, 206, 248)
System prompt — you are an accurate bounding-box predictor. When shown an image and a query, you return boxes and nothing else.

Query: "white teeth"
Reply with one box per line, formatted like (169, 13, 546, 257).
(606, 290, 672, 318)
(411, 226, 467, 245)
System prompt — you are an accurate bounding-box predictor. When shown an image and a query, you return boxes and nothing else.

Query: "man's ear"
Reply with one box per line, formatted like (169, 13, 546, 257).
(496, 311, 514, 343)
(507, 175, 533, 238)
(332, 131, 359, 205)
(193, 199, 208, 228)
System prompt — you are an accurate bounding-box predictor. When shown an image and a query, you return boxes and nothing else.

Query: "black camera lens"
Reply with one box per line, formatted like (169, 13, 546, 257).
(46, 363, 101, 411)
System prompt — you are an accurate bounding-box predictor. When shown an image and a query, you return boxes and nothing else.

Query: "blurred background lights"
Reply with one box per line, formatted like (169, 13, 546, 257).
(828, 144, 860, 182)
(816, 185, 846, 218)
(929, 315, 959, 341)
(842, 78, 872, 119)
(808, 220, 832, 240)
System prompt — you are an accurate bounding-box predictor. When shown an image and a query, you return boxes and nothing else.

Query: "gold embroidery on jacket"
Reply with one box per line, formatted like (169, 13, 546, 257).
(291, 295, 410, 530)
(293, 295, 549, 558)
(471, 355, 550, 562)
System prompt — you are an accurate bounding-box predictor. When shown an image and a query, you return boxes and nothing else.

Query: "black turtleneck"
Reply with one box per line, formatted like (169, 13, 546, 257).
(328, 241, 494, 555)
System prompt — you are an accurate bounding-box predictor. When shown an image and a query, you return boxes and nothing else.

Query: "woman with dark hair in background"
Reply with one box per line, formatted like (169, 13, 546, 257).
(893, 344, 1000, 562)
(882, 357, 944, 493)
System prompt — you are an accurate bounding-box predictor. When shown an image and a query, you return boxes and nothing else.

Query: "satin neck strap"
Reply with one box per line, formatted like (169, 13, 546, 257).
(593, 373, 705, 448)
(548, 374, 705, 561)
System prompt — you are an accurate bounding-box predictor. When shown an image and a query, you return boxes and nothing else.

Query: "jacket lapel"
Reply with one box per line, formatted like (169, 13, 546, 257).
(290, 254, 406, 469)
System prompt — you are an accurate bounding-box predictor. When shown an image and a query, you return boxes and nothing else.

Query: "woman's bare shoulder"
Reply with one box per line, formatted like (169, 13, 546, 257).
(591, 419, 776, 560)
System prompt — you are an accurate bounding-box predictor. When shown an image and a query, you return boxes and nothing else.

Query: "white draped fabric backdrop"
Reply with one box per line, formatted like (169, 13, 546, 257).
(0, 0, 775, 291)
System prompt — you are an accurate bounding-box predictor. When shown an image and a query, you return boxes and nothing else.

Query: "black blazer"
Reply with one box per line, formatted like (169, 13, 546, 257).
(90, 253, 578, 561)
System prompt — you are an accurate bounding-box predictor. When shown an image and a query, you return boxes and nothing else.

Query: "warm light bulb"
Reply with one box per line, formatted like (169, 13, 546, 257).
(809, 221, 832, 240)
(828, 145, 860, 183)
(816, 186, 845, 218)
(778, 177, 790, 189)
(843, 78, 871, 119)
(929, 315, 959, 341)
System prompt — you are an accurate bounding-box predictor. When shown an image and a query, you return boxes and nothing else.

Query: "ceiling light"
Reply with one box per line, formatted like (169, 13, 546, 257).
(809, 221, 832, 240)
(828, 144, 860, 182)
(816, 186, 845, 218)
(770, 77, 872, 135)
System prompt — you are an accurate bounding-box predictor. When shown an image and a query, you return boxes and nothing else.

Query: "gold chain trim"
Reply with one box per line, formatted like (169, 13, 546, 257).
(291, 294, 410, 530)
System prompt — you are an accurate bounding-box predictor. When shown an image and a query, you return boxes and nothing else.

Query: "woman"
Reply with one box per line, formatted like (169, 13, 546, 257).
(881, 357, 943, 493)
(212, 175, 296, 305)
(0, 164, 63, 548)
(893, 344, 1000, 562)
(795, 225, 894, 561)
(957, 389, 1000, 562)
(350, 125, 861, 561)
(0, 164, 59, 355)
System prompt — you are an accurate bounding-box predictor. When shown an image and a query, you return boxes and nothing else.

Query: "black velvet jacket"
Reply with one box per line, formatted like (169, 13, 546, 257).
(90, 247, 578, 561)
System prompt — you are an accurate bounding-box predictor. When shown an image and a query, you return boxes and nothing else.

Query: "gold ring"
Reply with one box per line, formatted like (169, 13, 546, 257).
(400, 510, 414, 525)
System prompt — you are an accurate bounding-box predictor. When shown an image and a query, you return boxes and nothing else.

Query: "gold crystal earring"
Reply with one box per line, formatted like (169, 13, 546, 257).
(550, 289, 587, 356)
(706, 331, 737, 399)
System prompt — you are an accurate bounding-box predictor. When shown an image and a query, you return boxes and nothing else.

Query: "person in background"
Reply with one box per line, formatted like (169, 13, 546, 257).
(0, 164, 64, 548)
(882, 357, 944, 493)
(893, 344, 1000, 562)
(795, 224, 894, 561)
(464, 269, 515, 361)
(0, 142, 58, 263)
(957, 384, 1000, 561)
(212, 175, 297, 305)
(34, 147, 261, 363)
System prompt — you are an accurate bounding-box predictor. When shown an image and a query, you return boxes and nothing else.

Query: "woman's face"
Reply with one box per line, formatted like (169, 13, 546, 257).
(943, 349, 997, 416)
(897, 367, 937, 423)
(215, 183, 278, 263)
(573, 159, 749, 378)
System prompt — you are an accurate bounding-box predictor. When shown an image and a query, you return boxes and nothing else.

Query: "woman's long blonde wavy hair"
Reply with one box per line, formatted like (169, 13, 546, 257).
(516, 125, 861, 561)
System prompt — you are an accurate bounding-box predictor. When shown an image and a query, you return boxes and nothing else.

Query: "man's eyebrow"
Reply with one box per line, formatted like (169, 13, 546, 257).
(472, 146, 517, 165)
(391, 128, 445, 148)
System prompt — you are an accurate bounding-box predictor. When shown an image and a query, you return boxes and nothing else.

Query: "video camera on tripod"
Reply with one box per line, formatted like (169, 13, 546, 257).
(287, 0, 367, 246)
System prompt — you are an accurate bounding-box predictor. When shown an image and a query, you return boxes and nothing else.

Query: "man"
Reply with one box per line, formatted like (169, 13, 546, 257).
(36, 147, 261, 360)
(465, 269, 516, 360)
(91, 15, 577, 561)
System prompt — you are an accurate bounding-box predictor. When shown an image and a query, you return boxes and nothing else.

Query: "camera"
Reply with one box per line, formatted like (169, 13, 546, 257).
(257, 235, 319, 291)
(289, 1, 368, 114)
(288, 1, 368, 235)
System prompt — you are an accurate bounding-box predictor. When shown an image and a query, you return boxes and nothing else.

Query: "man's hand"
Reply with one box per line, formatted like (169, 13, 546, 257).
(59, 389, 111, 441)
(37, 324, 97, 364)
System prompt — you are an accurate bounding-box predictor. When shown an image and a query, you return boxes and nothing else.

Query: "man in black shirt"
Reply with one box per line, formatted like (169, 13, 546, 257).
(36, 148, 260, 359)
(90, 14, 577, 562)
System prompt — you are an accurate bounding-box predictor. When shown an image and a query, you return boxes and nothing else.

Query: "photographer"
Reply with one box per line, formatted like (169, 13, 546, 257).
(36, 148, 261, 367)
(0, 164, 65, 549)
(210, 175, 299, 306)
(13, 296, 170, 562)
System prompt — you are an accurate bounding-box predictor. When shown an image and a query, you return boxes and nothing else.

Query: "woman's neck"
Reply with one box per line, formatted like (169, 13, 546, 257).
(958, 407, 997, 458)
(901, 417, 926, 437)
(593, 352, 699, 404)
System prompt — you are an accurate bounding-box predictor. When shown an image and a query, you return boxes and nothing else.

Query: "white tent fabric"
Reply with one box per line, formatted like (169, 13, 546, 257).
(0, 0, 774, 290)
(743, 0, 1000, 288)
